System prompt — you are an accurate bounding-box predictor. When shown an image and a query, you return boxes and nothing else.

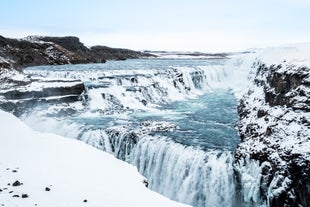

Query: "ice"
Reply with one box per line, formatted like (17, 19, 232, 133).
(235, 158, 269, 205)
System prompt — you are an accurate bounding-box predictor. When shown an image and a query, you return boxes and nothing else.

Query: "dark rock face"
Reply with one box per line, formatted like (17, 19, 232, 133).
(0, 35, 84, 70)
(0, 35, 153, 70)
(38, 36, 88, 53)
(236, 61, 310, 207)
(0, 60, 11, 69)
(1, 82, 84, 100)
(91, 45, 154, 61)
(0, 77, 86, 116)
(261, 64, 310, 111)
(105, 128, 138, 160)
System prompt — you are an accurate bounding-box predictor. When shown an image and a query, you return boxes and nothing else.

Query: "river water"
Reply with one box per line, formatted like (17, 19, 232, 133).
(22, 58, 251, 207)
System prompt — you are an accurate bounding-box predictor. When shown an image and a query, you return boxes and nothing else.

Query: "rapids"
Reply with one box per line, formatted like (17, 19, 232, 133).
(21, 58, 257, 207)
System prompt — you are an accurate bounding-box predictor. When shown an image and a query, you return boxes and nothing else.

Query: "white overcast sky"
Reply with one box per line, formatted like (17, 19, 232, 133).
(1, 0, 310, 52)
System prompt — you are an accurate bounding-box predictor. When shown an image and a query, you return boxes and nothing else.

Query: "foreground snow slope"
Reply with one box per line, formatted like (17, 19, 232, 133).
(0, 110, 190, 207)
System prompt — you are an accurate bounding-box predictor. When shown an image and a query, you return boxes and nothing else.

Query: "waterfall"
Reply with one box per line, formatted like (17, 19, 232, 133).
(20, 59, 254, 207)
(24, 63, 237, 112)
(131, 136, 236, 207)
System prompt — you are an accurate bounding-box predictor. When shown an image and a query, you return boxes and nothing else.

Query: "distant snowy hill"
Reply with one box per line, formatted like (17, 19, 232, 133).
(0, 110, 190, 207)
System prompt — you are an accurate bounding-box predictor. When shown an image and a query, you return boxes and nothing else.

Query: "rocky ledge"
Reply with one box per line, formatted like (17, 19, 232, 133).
(0, 71, 85, 116)
(0, 35, 153, 70)
(0, 35, 153, 116)
(235, 53, 310, 207)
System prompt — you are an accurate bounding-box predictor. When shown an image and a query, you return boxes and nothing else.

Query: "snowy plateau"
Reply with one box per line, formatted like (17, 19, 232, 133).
(0, 41, 309, 207)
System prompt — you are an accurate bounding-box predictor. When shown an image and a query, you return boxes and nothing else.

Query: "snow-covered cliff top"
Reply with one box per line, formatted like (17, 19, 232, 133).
(235, 43, 310, 206)
(252, 43, 310, 67)
(237, 43, 310, 157)
(0, 110, 190, 207)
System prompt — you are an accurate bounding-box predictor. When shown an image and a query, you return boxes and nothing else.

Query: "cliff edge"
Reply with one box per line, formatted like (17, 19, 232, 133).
(235, 45, 310, 207)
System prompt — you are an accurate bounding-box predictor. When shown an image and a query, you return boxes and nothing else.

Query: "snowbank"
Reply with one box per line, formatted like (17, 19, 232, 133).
(0, 110, 190, 207)
(254, 43, 310, 67)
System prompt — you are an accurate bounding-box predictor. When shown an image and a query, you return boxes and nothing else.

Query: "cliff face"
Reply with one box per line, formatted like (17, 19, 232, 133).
(0, 35, 99, 70)
(236, 56, 310, 206)
(0, 35, 152, 71)
(90, 45, 153, 60)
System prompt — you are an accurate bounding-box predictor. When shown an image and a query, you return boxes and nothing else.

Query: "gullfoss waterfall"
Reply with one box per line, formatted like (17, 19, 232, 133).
(20, 58, 253, 207)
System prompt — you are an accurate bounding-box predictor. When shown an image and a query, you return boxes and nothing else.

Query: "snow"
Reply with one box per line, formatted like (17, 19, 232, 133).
(236, 43, 310, 152)
(0, 110, 190, 207)
(1, 43, 310, 206)
(21, 36, 52, 45)
(0, 68, 25, 82)
(148, 51, 227, 59)
(235, 43, 310, 205)
(0, 56, 11, 65)
(27, 81, 82, 91)
(254, 43, 310, 68)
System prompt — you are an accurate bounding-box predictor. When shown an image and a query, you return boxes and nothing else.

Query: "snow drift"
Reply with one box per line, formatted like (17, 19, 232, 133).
(0, 110, 190, 207)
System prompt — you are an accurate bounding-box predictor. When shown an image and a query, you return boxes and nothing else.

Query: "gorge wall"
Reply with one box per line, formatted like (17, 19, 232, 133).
(236, 56, 310, 207)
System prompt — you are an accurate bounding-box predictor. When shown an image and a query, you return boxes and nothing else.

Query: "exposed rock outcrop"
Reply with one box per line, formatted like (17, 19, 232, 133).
(236, 60, 310, 207)
(0, 35, 153, 71)
(0, 71, 86, 116)
(91, 45, 153, 60)
(0, 35, 153, 116)
(0, 35, 94, 70)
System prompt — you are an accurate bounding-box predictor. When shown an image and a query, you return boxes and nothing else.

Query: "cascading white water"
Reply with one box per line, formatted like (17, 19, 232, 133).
(21, 58, 256, 207)
(235, 158, 263, 204)
(131, 136, 236, 207)
(24, 62, 236, 110)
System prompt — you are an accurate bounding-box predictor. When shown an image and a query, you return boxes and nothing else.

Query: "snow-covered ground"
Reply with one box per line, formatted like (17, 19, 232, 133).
(148, 51, 227, 59)
(253, 43, 310, 67)
(0, 110, 190, 207)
